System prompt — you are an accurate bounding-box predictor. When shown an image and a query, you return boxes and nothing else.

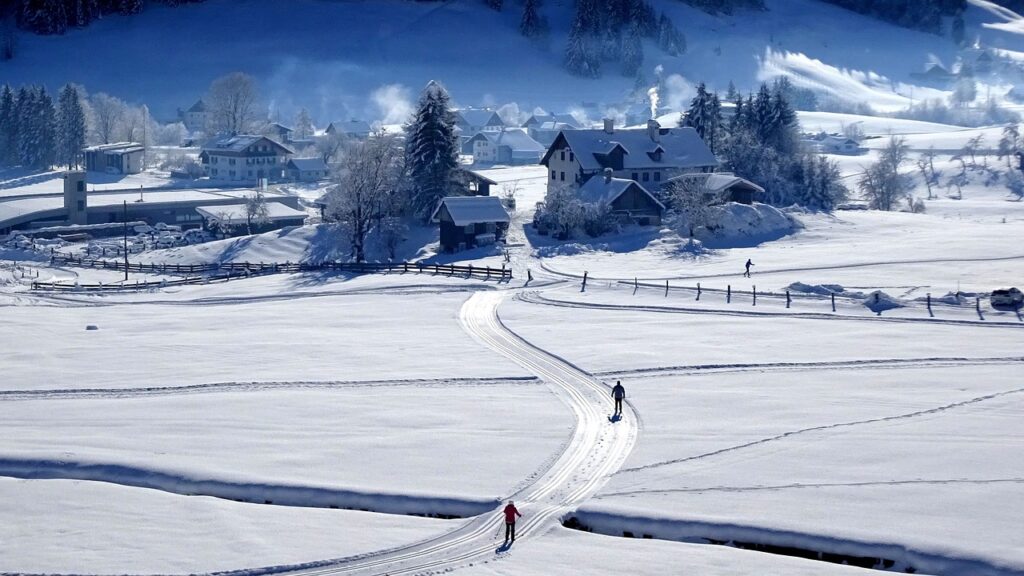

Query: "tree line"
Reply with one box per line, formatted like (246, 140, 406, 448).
(0, 83, 86, 169)
(8, 0, 205, 36)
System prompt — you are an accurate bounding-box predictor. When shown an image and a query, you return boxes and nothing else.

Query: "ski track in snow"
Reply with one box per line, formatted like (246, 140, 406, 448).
(616, 385, 1024, 475)
(597, 477, 1024, 497)
(0, 377, 538, 401)
(596, 356, 1024, 378)
(517, 291, 1024, 329)
(538, 253, 1024, 283)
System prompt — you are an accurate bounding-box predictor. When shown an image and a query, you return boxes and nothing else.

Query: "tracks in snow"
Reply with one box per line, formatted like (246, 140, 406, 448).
(221, 291, 638, 576)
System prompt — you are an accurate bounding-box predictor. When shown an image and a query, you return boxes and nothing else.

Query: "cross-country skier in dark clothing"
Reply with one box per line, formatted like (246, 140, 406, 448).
(612, 381, 626, 415)
(744, 259, 754, 278)
(503, 501, 522, 543)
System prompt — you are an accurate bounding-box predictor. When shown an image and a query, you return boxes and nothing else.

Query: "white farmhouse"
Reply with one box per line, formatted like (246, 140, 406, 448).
(199, 135, 293, 183)
(540, 119, 717, 194)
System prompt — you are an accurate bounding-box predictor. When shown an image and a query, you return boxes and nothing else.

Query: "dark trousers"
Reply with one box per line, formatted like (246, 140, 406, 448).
(614, 398, 623, 414)
(505, 522, 516, 541)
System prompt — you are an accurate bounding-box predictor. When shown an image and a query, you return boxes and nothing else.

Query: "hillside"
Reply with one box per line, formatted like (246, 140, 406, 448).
(0, 0, 1022, 124)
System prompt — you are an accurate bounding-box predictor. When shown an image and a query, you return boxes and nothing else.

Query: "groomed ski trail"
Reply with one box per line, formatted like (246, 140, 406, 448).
(269, 290, 638, 576)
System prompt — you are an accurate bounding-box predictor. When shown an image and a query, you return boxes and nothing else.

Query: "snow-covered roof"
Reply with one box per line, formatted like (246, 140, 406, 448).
(267, 123, 293, 133)
(578, 176, 664, 209)
(195, 201, 308, 225)
(467, 129, 545, 153)
(287, 157, 329, 172)
(667, 172, 764, 195)
(201, 135, 293, 155)
(456, 109, 503, 129)
(187, 99, 206, 113)
(431, 196, 510, 226)
(542, 126, 718, 172)
(83, 142, 144, 154)
(327, 120, 372, 135)
(524, 113, 582, 129)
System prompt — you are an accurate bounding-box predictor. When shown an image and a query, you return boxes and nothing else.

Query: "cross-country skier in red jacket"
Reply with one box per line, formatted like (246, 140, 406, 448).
(503, 501, 522, 543)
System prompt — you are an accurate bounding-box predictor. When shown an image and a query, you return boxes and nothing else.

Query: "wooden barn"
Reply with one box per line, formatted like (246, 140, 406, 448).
(577, 170, 664, 226)
(431, 196, 510, 253)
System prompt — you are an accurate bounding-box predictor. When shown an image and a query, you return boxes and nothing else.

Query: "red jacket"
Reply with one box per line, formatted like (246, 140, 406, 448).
(503, 503, 521, 523)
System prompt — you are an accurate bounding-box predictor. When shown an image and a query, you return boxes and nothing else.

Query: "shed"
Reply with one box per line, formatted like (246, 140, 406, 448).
(287, 157, 330, 182)
(431, 196, 510, 253)
(578, 172, 664, 225)
(666, 172, 764, 205)
(461, 170, 498, 196)
(83, 142, 145, 174)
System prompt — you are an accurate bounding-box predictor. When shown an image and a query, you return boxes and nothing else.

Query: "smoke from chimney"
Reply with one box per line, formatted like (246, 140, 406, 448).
(647, 86, 659, 120)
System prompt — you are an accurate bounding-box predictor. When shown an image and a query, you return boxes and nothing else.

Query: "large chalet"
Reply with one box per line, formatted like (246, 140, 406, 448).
(540, 120, 717, 194)
(199, 135, 293, 183)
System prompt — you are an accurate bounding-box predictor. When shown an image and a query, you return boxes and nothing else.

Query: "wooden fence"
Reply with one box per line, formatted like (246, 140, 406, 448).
(32, 254, 511, 292)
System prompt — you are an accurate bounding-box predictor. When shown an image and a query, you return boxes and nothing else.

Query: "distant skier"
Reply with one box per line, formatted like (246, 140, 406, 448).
(503, 501, 522, 543)
(744, 259, 754, 278)
(611, 380, 626, 416)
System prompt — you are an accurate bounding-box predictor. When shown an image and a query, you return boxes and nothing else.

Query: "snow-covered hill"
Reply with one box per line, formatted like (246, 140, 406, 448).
(2, 0, 1022, 123)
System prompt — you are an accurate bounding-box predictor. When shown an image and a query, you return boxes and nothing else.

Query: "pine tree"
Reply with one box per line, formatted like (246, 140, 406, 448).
(620, 24, 643, 77)
(405, 81, 461, 221)
(681, 83, 722, 152)
(0, 85, 15, 166)
(952, 10, 965, 46)
(726, 81, 738, 101)
(656, 11, 684, 56)
(752, 83, 773, 144)
(564, 0, 602, 77)
(294, 107, 314, 140)
(36, 86, 57, 169)
(520, 0, 545, 39)
(119, 0, 142, 15)
(56, 84, 86, 168)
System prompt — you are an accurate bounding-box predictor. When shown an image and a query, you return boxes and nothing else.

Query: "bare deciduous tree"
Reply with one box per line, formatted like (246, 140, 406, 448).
(326, 132, 404, 262)
(90, 93, 125, 144)
(858, 136, 911, 211)
(245, 189, 270, 235)
(206, 72, 262, 135)
(664, 173, 715, 238)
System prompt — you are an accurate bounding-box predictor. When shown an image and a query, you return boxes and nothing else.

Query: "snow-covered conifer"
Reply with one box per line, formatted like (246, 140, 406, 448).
(56, 84, 86, 168)
(404, 81, 461, 221)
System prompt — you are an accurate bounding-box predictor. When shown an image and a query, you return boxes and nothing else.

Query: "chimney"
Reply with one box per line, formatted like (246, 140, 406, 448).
(603, 167, 613, 183)
(647, 119, 661, 143)
(603, 118, 614, 134)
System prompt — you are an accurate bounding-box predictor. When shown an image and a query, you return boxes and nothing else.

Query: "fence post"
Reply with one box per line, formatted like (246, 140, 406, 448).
(786, 290, 791, 309)
(696, 283, 701, 301)
(486, 266, 491, 280)
(976, 297, 981, 316)
(527, 268, 533, 282)
(665, 280, 669, 297)
(727, 285, 731, 304)
(633, 277, 638, 295)
(831, 292, 836, 312)
(467, 264, 473, 278)
(582, 271, 588, 292)
(752, 285, 756, 306)
(927, 293, 932, 317)
(450, 264, 455, 276)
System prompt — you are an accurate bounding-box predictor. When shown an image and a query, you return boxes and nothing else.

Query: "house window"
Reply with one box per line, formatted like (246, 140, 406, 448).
(642, 172, 650, 182)
(654, 172, 661, 182)
(560, 150, 565, 161)
(560, 172, 565, 181)
(229, 170, 235, 177)
(551, 170, 556, 180)
(229, 158, 236, 165)
(77, 181, 85, 192)
(631, 172, 638, 181)
(569, 151, 574, 162)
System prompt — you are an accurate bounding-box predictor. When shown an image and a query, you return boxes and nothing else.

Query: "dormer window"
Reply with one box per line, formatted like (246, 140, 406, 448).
(648, 146, 665, 162)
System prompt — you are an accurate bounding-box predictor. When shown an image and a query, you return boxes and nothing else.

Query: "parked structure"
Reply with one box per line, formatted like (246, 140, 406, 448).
(540, 120, 717, 194)
(83, 143, 145, 174)
(666, 172, 763, 205)
(463, 129, 546, 165)
(431, 195, 510, 253)
(286, 157, 330, 182)
(199, 135, 293, 182)
(578, 170, 664, 226)
(325, 120, 373, 139)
